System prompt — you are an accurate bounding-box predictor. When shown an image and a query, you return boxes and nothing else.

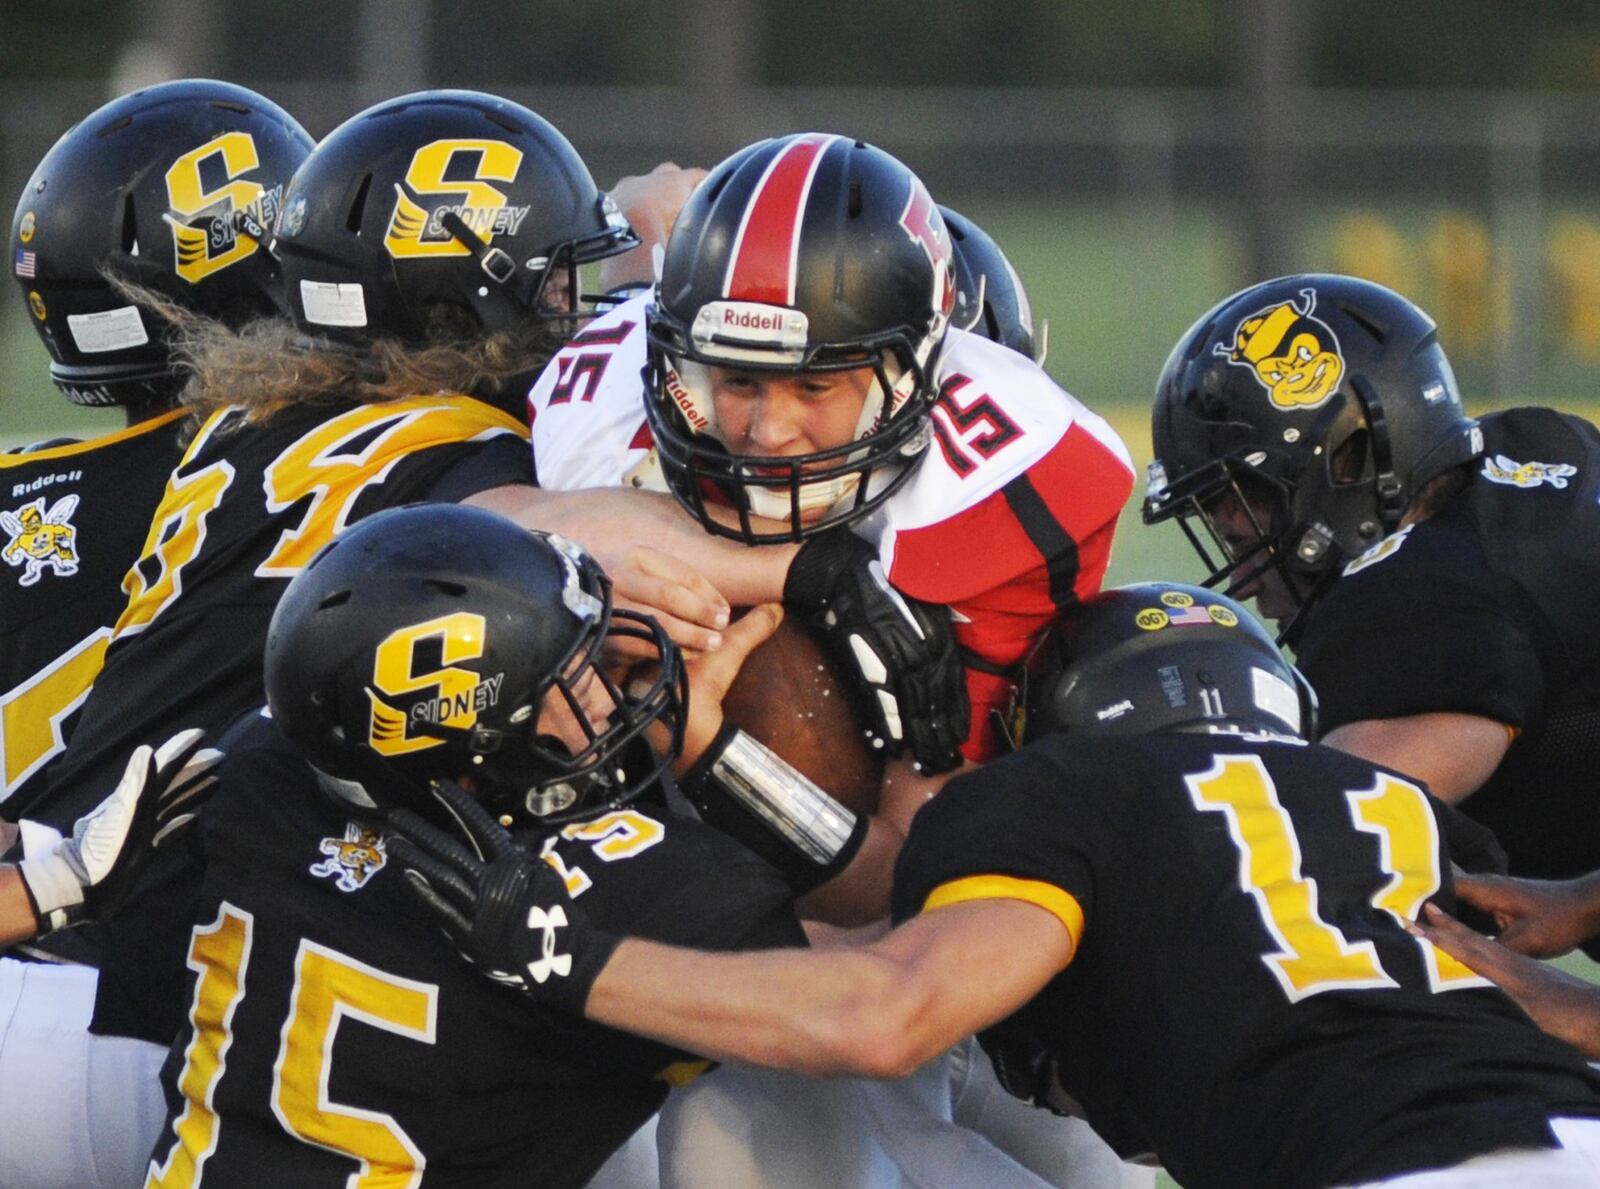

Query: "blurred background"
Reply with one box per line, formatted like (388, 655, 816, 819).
(7, 0, 1600, 589)
(6, 7, 1600, 1183)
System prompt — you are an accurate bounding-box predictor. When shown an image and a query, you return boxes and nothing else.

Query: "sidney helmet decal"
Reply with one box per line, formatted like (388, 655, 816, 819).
(1215, 287, 1345, 411)
(165, 132, 283, 284)
(366, 610, 505, 758)
(383, 139, 531, 260)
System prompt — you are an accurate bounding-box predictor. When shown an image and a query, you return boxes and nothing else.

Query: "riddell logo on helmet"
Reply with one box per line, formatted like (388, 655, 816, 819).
(663, 369, 710, 430)
(691, 301, 809, 352)
(722, 307, 785, 332)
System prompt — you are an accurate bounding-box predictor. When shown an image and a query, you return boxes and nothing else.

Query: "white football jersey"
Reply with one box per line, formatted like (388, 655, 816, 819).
(527, 295, 1134, 758)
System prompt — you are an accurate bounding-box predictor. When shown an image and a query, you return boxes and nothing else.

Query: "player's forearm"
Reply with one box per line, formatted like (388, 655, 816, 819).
(468, 484, 795, 605)
(1556, 870, 1600, 931)
(587, 939, 939, 1079)
(1320, 712, 1512, 803)
(879, 758, 969, 836)
(0, 867, 42, 945)
(793, 814, 902, 926)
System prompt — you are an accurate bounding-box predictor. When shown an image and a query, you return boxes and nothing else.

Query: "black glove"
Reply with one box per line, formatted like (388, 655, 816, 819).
(982, 1029, 1086, 1119)
(785, 527, 970, 773)
(385, 781, 619, 1014)
(18, 728, 219, 932)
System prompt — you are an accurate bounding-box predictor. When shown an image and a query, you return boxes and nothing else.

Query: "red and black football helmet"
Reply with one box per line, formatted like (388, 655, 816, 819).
(645, 134, 957, 543)
(273, 89, 638, 349)
(1143, 275, 1482, 641)
(10, 79, 311, 413)
(264, 504, 685, 826)
(941, 205, 1042, 363)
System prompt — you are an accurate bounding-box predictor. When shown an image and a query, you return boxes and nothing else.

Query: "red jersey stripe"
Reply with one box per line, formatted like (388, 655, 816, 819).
(722, 134, 838, 305)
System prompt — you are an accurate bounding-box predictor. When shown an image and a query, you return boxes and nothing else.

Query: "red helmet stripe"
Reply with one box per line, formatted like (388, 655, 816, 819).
(722, 134, 839, 306)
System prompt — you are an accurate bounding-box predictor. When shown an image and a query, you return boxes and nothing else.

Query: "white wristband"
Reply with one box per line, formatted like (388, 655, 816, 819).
(708, 730, 859, 865)
(17, 849, 84, 932)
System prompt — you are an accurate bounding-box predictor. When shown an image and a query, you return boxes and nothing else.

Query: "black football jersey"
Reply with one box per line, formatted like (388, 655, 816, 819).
(0, 411, 185, 808)
(17, 394, 531, 1042)
(145, 713, 801, 1189)
(892, 731, 1600, 1189)
(1296, 407, 1600, 880)
(23, 395, 532, 828)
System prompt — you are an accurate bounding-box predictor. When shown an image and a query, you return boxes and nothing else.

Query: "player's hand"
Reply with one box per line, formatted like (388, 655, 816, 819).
(784, 528, 969, 773)
(1411, 902, 1600, 1058)
(598, 163, 708, 292)
(604, 545, 730, 658)
(1450, 871, 1600, 959)
(18, 729, 218, 933)
(385, 782, 619, 1014)
(670, 603, 784, 775)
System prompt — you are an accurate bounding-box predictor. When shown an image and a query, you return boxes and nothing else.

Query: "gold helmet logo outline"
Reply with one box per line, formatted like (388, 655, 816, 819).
(1216, 287, 1345, 411)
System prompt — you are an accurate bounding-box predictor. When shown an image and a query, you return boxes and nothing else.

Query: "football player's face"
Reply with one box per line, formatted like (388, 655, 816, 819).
(535, 660, 616, 756)
(708, 364, 874, 465)
(1202, 488, 1305, 623)
(539, 267, 573, 314)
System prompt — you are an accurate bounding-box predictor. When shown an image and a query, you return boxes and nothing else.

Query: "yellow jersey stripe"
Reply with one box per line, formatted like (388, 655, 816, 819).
(0, 407, 186, 466)
(922, 874, 1085, 950)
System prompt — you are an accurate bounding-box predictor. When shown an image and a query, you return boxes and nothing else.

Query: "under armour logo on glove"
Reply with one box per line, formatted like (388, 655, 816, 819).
(384, 781, 620, 1015)
(784, 527, 970, 773)
(524, 905, 574, 983)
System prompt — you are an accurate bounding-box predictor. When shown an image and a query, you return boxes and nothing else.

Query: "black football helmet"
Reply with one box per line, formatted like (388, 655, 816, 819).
(10, 79, 311, 412)
(941, 206, 1042, 363)
(1025, 583, 1315, 742)
(1143, 275, 1482, 639)
(273, 89, 637, 349)
(645, 134, 957, 543)
(264, 504, 686, 826)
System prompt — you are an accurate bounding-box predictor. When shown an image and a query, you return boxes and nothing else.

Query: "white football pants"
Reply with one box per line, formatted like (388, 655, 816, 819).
(656, 1038, 1155, 1189)
(1341, 1116, 1600, 1188)
(0, 958, 168, 1188)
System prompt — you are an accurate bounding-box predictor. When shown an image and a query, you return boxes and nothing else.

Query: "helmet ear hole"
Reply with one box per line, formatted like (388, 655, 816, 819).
(422, 577, 468, 597)
(345, 173, 373, 234)
(1340, 301, 1387, 343)
(120, 194, 138, 254)
(1330, 429, 1369, 485)
(704, 169, 733, 204)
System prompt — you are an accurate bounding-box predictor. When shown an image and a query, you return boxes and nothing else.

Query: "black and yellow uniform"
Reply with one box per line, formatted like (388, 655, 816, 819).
(0, 411, 185, 808)
(1296, 407, 1600, 882)
(20, 394, 532, 1044)
(146, 712, 800, 1189)
(892, 731, 1600, 1189)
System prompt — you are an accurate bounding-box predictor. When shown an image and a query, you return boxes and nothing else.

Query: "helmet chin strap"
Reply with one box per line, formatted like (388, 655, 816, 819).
(1351, 375, 1407, 533)
(396, 179, 551, 314)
